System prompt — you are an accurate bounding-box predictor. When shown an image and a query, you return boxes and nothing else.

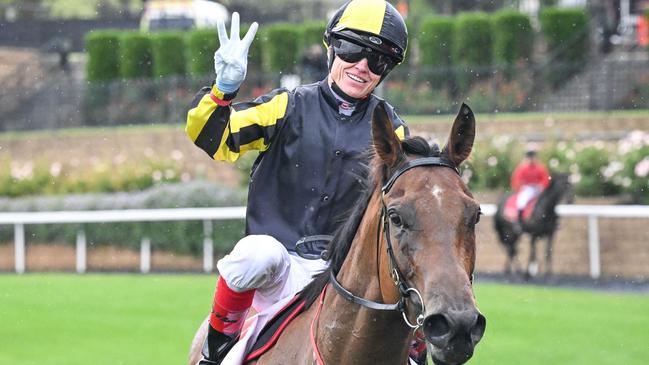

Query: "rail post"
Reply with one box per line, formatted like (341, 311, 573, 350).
(141, 237, 151, 273)
(14, 223, 25, 274)
(76, 229, 86, 273)
(203, 220, 214, 273)
(587, 215, 601, 279)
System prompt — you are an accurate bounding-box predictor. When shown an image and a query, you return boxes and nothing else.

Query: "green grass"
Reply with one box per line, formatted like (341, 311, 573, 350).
(471, 284, 649, 365)
(1, 275, 648, 365)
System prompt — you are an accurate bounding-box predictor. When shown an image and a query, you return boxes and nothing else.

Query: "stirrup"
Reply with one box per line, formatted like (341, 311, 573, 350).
(200, 327, 239, 365)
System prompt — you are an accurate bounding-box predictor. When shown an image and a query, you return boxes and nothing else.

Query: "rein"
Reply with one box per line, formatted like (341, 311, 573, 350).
(327, 156, 461, 333)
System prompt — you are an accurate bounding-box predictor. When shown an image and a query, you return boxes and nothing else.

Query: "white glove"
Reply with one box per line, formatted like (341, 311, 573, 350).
(214, 12, 258, 93)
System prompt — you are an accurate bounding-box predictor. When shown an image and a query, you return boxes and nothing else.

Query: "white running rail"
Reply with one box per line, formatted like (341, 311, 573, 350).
(2, 205, 649, 278)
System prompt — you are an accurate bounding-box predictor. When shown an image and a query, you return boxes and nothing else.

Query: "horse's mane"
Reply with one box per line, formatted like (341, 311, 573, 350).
(298, 136, 441, 308)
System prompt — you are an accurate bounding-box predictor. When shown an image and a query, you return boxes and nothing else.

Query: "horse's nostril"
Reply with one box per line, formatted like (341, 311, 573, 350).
(471, 313, 487, 343)
(423, 313, 451, 346)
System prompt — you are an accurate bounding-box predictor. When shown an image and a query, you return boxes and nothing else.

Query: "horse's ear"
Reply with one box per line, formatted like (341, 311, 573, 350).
(372, 102, 403, 167)
(442, 103, 475, 166)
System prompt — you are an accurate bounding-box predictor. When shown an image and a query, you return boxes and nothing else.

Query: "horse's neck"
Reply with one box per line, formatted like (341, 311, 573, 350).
(534, 182, 562, 217)
(318, 191, 410, 364)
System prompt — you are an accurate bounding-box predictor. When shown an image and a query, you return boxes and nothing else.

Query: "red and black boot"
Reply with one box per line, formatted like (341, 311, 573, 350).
(199, 277, 255, 365)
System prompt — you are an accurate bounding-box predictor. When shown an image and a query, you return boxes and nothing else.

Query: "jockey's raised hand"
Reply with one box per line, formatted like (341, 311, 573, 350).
(214, 12, 258, 93)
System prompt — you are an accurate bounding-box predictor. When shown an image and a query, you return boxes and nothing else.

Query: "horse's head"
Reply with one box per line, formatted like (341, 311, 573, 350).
(551, 172, 574, 204)
(372, 103, 486, 365)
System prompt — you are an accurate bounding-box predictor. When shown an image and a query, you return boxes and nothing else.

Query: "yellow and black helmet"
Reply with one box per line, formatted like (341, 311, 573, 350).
(324, 0, 408, 63)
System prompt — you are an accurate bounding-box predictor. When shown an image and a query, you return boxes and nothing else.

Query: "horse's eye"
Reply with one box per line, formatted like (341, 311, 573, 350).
(389, 212, 403, 227)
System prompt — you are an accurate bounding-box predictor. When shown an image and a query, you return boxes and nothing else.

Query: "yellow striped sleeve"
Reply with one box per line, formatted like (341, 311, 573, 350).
(214, 92, 289, 162)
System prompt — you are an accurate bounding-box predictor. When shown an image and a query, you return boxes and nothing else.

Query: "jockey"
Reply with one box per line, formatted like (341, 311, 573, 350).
(511, 149, 550, 228)
(185, 1, 424, 364)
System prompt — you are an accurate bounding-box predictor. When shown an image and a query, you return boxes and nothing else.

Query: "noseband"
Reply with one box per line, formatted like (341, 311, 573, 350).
(329, 156, 460, 335)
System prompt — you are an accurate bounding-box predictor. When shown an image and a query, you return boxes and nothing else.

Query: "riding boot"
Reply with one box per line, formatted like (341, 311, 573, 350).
(199, 326, 238, 365)
(199, 277, 255, 365)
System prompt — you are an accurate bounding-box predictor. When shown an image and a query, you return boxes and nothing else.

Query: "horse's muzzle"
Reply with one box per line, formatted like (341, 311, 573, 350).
(423, 309, 486, 364)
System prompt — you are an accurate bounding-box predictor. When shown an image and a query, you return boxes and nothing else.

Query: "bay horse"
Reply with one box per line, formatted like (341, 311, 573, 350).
(189, 103, 486, 365)
(494, 173, 572, 278)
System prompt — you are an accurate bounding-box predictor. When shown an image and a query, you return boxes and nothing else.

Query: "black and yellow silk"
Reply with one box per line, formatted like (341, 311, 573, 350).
(186, 80, 407, 251)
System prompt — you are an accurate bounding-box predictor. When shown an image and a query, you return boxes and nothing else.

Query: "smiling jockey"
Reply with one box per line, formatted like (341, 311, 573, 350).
(185, 1, 427, 364)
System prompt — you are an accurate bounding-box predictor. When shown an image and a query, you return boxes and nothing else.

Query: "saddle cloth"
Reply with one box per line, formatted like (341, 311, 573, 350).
(243, 295, 307, 363)
(503, 194, 538, 223)
(219, 295, 295, 365)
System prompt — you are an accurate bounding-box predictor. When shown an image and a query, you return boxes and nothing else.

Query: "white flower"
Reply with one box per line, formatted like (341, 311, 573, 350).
(570, 173, 581, 184)
(171, 150, 184, 161)
(487, 156, 498, 167)
(164, 169, 176, 179)
(549, 158, 559, 169)
(602, 161, 623, 179)
(49, 162, 62, 177)
(152, 170, 162, 182)
(622, 177, 632, 188)
(635, 158, 649, 178)
(566, 149, 576, 160)
(10, 161, 33, 181)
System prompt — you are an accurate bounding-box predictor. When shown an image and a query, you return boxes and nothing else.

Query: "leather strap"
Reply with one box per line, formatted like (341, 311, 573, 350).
(382, 156, 459, 193)
(329, 271, 402, 311)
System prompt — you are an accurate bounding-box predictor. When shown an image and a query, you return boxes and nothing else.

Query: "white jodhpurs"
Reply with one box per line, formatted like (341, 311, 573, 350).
(216, 235, 328, 312)
(516, 185, 542, 210)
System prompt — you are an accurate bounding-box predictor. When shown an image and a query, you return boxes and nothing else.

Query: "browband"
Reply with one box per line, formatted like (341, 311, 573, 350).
(382, 156, 460, 193)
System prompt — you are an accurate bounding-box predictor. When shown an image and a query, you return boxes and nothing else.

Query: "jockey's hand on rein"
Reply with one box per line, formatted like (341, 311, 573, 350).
(214, 12, 258, 93)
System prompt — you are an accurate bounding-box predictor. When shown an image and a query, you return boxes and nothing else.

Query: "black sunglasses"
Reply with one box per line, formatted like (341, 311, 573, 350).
(332, 38, 397, 76)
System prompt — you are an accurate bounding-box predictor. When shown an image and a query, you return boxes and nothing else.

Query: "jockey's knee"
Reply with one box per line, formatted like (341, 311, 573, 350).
(217, 235, 290, 292)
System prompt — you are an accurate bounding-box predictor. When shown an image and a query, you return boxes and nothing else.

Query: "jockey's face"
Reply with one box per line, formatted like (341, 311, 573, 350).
(329, 55, 381, 99)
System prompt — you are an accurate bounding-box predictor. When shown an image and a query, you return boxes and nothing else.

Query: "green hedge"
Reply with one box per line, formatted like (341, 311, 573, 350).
(453, 12, 493, 91)
(453, 12, 493, 67)
(539, 7, 589, 87)
(119, 32, 153, 79)
(419, 16, 455, 67)
(300, 21, 326, 50)
(151, 32, 186, 77)
(492, 10, 533, 66)
(85, 31, 121, 82)
(418, 16, 455, 90)
(243, 23, 264, 72)
(186, 29, 218, 78)
(264, 23, 300, 73)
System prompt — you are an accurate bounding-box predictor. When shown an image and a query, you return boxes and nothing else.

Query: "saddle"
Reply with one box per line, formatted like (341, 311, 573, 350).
(243, 295, 307, 363)
(503, 194, 538, 223)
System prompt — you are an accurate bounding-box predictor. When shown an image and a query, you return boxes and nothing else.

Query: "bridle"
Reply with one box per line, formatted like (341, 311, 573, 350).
(328, 155, 460, 336)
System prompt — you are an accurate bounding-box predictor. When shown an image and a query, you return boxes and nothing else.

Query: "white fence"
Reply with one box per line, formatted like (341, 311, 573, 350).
(1, 204, 649, 278)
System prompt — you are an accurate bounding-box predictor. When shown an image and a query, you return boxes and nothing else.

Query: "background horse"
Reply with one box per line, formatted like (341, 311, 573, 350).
(494, 173, 573, 278)
(189, 103, 486, 365)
